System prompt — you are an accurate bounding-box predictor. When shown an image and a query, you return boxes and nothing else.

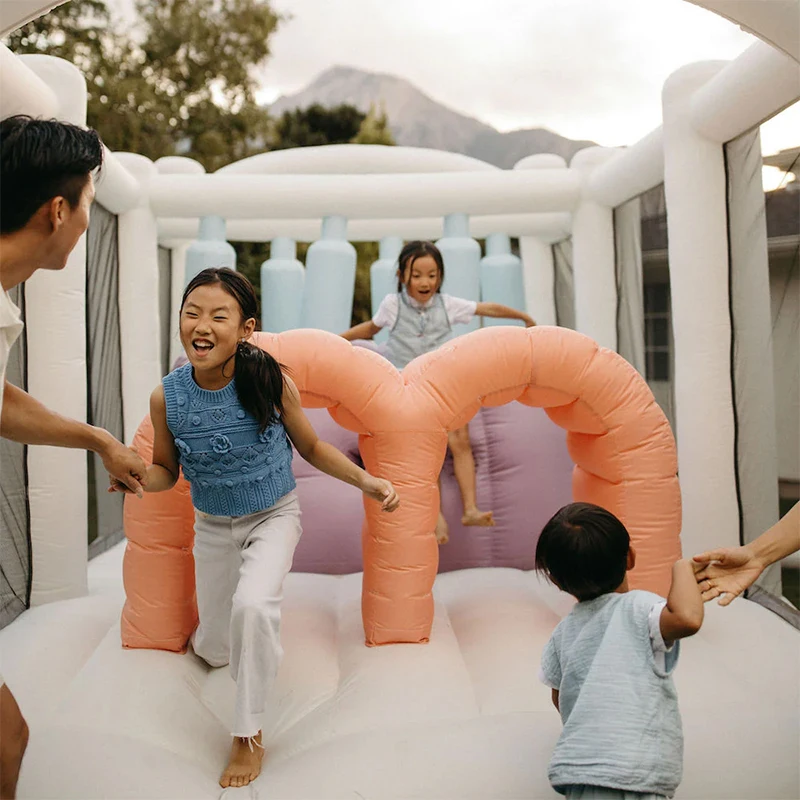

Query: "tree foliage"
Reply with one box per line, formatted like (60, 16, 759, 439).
(7, 0, 394, 322)
(352, 104, 395, 146)
(272, 103, 366, 150)
(7, 0, 279, 169)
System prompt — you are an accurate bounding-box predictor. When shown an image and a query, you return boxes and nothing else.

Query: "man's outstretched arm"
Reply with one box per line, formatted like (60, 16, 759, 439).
(1, 381, 146, 496)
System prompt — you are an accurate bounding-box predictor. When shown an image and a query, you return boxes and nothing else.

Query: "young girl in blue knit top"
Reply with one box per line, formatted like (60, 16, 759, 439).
(342, 240, 535, 544)
(113, 268, 398, 790)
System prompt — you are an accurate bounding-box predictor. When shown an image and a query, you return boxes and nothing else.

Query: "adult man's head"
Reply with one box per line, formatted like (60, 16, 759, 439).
(1, 115, 103, 279)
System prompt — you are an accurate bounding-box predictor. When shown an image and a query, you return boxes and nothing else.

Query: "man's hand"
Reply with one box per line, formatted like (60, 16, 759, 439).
(99, 441, 147, 498)
(692, 546, 765, 606)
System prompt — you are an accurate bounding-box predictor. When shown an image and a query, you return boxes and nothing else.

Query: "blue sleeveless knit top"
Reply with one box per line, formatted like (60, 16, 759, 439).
(162, 363, 296, 516)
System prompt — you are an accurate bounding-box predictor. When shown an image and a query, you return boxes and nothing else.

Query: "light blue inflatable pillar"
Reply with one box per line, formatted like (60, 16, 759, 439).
(436, 213, 481, 335)
(184, 215, 236, 287)
(261, 238, 304, 333)
(370, 236, 403, 344)
(480, 233, 526, 326)
(300, 215, 357, 333)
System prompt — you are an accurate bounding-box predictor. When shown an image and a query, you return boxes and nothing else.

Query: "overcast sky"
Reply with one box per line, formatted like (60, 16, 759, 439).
(253, 0, 798, 155)
(109, 0, 798, 158)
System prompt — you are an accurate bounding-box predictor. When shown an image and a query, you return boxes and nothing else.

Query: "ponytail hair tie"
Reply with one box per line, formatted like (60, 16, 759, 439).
(233, 337, 287, 433)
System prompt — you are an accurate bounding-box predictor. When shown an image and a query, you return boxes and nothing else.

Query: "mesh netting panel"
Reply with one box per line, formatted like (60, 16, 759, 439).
(552, 238, 575, 329)
(86, 203, 125, 559)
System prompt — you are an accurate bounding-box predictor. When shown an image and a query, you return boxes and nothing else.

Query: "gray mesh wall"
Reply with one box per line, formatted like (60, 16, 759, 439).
(0, 285, 30, 629)
(614, 198, 645, 375)
(640, 184, 676, 432)
(552, 238, 575, 329)
(86, 203, 125, 559)
(724, 128, 782, 599)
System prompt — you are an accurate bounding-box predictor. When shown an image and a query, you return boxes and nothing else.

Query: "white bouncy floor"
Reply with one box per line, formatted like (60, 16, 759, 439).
(0, 542, 798, 800)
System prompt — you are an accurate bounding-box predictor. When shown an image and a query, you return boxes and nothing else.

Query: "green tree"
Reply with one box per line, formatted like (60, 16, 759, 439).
(6, 0, 280, 170)
(8, 0, 393, 323)
(351, 103, 395, 146)
(272, 103, 366, 150)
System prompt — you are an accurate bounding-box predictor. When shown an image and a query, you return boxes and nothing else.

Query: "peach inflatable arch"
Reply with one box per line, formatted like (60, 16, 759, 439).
(122, 325, 681, 649)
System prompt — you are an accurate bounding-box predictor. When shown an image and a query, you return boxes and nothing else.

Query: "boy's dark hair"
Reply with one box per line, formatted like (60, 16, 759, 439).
(0, 115, 103, 235)
(396, 240, 445, 292)
(535, 502, 631, 601)
(181, 268, 286, 433)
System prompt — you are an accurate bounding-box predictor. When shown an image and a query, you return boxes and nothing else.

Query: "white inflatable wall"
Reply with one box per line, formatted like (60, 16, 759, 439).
(1, 31, 797, 594)
(570, 147, 620, 351)
(114, 153, 163, 445)
(17, 54, 90, 604)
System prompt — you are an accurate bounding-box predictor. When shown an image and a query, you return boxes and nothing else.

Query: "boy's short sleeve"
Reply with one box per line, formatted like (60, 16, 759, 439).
(372, 294, 399, 330)
(647, 599, 680, 675)
(539, 632, 562, 690)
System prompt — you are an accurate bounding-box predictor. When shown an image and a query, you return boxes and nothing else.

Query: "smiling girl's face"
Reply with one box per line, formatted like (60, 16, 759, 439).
(179, 283, 255, 377)
(400, 254, 442, 304)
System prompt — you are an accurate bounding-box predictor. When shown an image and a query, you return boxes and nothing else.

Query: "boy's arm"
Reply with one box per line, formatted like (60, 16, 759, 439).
(539, 632, 562, 714)
(475, 302, 536, 327)
(660, 559, 704, 644)
(341, 321, 381, 341)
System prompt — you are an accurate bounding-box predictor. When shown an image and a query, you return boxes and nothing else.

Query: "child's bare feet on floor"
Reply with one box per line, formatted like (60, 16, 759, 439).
(462, 507, 495, 527)
(220, 732, 264, 788)
(435, 511, 450, 544)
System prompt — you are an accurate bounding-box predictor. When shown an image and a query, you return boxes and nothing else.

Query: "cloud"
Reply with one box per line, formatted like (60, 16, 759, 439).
(259, 0, 758, 144)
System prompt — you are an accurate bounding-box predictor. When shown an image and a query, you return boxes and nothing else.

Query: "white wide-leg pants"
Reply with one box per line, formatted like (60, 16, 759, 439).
(191, 491, 302, 738)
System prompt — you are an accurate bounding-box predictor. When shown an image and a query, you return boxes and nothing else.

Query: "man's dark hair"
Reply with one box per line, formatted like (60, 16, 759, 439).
(535, 502, 631, 601)
(0, 115, 103, 235)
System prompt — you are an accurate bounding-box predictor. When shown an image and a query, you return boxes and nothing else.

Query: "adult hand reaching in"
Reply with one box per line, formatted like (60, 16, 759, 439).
(693, 546, 765, 605)
(693, 503, 799, 605)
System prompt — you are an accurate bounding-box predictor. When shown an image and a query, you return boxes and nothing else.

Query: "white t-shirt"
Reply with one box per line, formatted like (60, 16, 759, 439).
(0, 290, 24, 693)
(0, 288, 24, 432)
(372, 292, 477, 330)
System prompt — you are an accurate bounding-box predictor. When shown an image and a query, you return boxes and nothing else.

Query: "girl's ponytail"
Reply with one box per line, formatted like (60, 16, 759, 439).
(234, 340, 287, 432)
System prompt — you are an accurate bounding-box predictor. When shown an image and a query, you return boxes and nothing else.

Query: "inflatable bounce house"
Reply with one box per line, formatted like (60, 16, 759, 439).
(0, 1, 798, 797)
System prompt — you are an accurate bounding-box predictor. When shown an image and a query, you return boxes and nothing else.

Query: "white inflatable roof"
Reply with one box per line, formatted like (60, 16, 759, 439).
(157, 213, 573, 244)
(687, 0, 800, 62)
(218, 144, 499, 175)
(0, 0, 67, 37)
(150, 170, 581, 219)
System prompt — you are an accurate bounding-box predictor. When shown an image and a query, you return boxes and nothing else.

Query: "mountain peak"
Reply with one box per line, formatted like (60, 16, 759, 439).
(268, 66, 594, 168)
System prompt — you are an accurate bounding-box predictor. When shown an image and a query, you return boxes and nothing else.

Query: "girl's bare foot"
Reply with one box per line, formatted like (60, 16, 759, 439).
(462, 507, 495, 527)
(435, 511, 449, 545)
(220, 731, 264, 788)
